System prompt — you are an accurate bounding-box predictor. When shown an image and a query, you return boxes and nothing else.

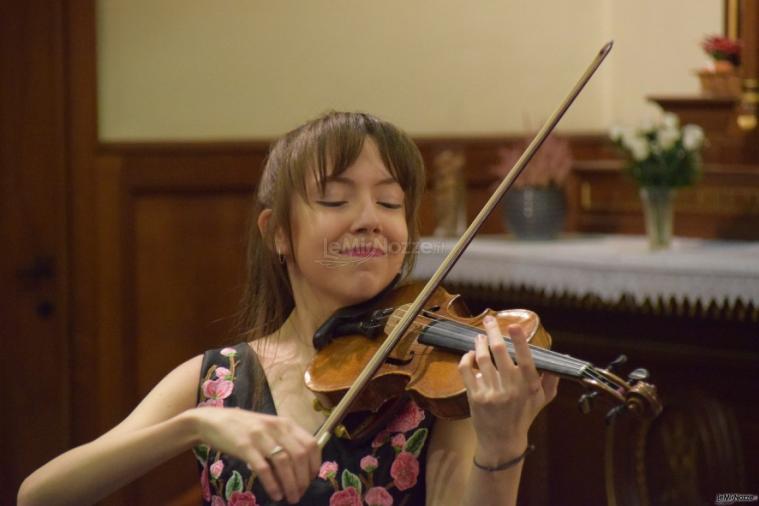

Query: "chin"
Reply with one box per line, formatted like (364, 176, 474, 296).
(333, 268, 396, 305)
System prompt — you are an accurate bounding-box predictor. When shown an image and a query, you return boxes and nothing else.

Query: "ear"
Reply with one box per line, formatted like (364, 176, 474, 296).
(257, 208, 290, 256)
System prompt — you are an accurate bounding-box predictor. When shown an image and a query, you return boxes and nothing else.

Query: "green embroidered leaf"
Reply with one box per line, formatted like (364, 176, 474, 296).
(341, 469, 362, 495)
(225, 470, 244, 500)
(404, 428, 429, 457)
(192, 444, 209, 465)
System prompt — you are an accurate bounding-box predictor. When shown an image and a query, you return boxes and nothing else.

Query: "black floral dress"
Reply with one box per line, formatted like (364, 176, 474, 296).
(194, 342, 434, 506)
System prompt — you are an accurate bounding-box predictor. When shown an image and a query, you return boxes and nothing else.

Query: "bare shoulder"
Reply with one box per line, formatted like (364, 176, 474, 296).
(100, 354, 205, 438)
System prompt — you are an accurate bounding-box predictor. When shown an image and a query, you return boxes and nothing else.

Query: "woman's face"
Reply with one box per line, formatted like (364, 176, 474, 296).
(286, 137, 408, 310)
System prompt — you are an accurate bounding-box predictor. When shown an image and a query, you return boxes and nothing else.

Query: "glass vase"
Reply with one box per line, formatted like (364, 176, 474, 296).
(640, 187, 675, 250)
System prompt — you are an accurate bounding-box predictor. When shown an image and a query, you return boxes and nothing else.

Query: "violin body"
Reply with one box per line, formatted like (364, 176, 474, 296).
(305, 283, 553, 421)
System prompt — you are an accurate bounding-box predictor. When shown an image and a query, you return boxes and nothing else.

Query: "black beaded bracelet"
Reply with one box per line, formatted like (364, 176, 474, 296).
(473, 444, 535, 472)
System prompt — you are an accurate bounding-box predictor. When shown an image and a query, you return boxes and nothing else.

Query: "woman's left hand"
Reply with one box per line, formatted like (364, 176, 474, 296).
(458, 316, 560, 464)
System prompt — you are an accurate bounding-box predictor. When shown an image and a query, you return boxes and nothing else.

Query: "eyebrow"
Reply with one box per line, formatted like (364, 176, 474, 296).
(323, 175, 399, 187)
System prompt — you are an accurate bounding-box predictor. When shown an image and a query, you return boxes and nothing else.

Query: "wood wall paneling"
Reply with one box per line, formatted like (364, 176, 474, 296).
(572, 160, 759, 240)
(87, 152, 262, 504)
(131, 191, 253, 503)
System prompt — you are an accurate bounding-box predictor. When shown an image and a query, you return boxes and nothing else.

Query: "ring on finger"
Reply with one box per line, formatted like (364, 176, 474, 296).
(267, 445, 286, 459)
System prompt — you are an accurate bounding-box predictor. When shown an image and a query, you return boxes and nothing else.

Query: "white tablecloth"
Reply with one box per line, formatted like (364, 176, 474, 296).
(410, 235, 759, 306)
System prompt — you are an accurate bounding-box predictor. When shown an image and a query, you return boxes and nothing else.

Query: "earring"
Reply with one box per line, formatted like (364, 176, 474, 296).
(276, 250, 285, 264)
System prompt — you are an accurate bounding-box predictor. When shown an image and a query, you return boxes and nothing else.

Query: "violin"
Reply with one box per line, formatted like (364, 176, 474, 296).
(305, 282, 662, 442)
(303, 41, 662, 450)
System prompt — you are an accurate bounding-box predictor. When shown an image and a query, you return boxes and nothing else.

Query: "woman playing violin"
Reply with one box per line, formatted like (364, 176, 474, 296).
(18, 111, 559, 506)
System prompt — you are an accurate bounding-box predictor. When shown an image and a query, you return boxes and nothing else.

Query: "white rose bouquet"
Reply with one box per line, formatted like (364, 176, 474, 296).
(609, 113, 705, 188)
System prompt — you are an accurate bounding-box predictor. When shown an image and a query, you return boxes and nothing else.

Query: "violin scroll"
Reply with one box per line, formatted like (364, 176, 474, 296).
(577, 359, 663, 423)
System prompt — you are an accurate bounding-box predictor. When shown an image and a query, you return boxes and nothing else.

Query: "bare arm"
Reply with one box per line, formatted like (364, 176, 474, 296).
(426, 321, 559, 506)
(17, 355, 204, 506)
(426, 418, 525, 506)
(17, 352, 322, 506)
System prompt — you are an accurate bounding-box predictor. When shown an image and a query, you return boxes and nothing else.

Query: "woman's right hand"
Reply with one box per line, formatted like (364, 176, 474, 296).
(190, 407, 321, 504)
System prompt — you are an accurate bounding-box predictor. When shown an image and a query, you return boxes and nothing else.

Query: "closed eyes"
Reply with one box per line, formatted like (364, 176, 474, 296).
(315, 200, 402, 209)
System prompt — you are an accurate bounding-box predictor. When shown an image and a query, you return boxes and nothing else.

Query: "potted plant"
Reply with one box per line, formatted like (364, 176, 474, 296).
(697, 35, 742, 96)
(701, 35, 741, 71)
(610, 112, 705, 250)
(490, 133, 572, 240)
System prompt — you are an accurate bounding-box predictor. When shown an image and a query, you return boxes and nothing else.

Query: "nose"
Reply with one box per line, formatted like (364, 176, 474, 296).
(351, 195, 382, 235)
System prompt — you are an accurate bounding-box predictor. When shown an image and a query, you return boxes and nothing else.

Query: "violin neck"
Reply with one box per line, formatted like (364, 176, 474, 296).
(418, 320, 589, 379)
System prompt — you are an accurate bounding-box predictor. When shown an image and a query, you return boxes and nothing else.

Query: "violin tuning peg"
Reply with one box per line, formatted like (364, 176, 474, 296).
(605, 404, 627, 425)
(577, 391, 598, 415)
(628, 367, 650, 383)
(605, 354, 628, 373)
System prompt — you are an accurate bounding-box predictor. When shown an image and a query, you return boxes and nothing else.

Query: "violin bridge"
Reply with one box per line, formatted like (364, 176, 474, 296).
(385, 304, 420, 362)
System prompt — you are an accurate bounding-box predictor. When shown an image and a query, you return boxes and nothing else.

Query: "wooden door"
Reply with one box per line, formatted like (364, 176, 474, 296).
(0, 2, 70, 503)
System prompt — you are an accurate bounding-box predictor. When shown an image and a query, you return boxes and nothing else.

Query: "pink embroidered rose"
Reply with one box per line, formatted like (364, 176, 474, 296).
(328, 486, 361, 506)
(210, 459, 224, 479)
(360, 455, 378, 472)
(200, 464, 211, 501)
(198, 398, 224, 408)
(211, 496, 226, 506)
(390, 451, 419, 491)
(214, 366, 231, 379)
(220, 347, 237, 357)
(228, 491, 257, 506)
(318, 461, 338, 479)
(371, 429, 390, 449)
(202, 378, 234, 400)
(386, 400, 425, 433)
(365, 486, 394, 506)
(391, 434, 406, 450)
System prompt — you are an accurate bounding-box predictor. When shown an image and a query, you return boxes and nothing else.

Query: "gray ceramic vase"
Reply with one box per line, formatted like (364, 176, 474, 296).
(502, 186, 566, 240)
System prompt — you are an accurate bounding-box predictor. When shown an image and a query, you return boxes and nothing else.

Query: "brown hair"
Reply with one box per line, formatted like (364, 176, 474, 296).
(237, 111, 426, 343)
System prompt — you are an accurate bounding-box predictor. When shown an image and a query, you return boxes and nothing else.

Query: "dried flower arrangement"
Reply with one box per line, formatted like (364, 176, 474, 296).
(490, 134, 573, 189)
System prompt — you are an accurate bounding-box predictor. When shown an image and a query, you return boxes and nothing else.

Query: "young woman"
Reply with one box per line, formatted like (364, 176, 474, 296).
(18, 111, 559, 506)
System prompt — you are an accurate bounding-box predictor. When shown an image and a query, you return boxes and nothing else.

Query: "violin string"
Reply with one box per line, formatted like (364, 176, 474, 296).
(391, 313, 580, 374)
(387, 307, 590, 371)
(386, 309, 622, 390)
(384, 309, 594, 378)
(383, 310, 621, 390)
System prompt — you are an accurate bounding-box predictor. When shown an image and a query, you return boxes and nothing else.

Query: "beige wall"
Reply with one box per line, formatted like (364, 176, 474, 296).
(97, 0, 721, 141)
(608, 1, 722, 126)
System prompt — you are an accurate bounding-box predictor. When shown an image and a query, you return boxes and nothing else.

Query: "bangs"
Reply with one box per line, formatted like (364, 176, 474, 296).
(287, 112, 422, 203)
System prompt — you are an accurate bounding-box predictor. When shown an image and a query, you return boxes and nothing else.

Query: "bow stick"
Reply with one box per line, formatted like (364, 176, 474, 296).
(314, 41, 615, 449)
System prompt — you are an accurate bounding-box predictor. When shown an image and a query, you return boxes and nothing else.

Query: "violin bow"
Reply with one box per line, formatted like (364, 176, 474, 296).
(314, 41, 615, 449)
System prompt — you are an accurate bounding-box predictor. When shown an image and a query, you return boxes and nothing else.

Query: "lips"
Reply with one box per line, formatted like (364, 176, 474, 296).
(341, 246, 386, 257)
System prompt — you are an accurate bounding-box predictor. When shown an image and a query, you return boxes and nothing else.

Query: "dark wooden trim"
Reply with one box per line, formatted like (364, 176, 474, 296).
(65, 0, 101, 444)
(649, 95, 738, 108)
(98, 131, 609, 152)
(98, 140, 273, 154)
